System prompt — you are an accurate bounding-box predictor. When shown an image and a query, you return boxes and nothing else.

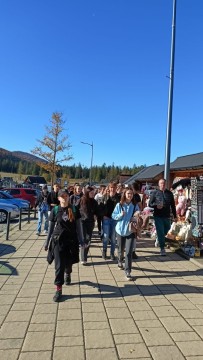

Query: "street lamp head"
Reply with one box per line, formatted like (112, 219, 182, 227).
(80, 141, 93, 147)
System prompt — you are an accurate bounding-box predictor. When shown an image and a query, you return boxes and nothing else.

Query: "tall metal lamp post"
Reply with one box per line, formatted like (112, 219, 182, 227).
(164, 0, 177, 189)
(81, 141, 94, 185)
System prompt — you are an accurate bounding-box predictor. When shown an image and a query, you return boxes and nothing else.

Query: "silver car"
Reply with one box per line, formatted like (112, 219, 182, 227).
(0, 202, 20, 223)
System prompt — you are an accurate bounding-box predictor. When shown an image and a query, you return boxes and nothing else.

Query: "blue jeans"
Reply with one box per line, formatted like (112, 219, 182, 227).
(154, 216, 171, 250)
(102, 218, 116, 255)
(37, 210, 48, 233)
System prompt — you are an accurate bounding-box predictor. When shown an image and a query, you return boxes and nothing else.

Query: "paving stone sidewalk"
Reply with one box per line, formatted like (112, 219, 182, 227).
(1, 220, 203, 360)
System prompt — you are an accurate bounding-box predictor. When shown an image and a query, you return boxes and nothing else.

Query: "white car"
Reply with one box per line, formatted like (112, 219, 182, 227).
(0, 202, 20, 223)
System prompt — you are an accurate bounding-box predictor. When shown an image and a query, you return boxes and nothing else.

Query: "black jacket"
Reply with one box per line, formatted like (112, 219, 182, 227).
(80, 198, 98, 222)
(100, 193, 120, 218)
(45, 205, 79, 264)
(149, 189, 176, 218)
(47, 191, 60, 210)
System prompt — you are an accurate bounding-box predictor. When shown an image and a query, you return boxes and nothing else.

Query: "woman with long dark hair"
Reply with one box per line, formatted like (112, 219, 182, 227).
(79, 186, 98, 265)
(112, 187, 139, 280)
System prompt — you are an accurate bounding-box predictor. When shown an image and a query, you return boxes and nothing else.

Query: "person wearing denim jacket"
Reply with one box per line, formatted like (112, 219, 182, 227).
(35, 185, 49, 236)
(112, 187, 139, 280)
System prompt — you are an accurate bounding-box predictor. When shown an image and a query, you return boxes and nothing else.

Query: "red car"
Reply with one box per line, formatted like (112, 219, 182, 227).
(3, 188, 37, 208)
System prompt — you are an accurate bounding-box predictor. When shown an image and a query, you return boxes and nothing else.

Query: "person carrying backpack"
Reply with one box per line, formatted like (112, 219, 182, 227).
(44, 189, 79, 302)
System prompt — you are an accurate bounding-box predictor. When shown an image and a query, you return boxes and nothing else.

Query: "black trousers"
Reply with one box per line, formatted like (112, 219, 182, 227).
(54, 243, 72, 286)
(96, 215, 102, 233)
(80, 220, 94, 262)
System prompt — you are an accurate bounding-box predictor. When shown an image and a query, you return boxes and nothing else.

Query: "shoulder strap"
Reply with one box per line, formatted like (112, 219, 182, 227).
(131, 205, 136, 217)
(53, 205, 59, 216)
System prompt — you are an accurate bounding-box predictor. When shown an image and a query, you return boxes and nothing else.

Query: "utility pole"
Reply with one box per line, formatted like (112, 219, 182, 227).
(164, 0, 177, 188)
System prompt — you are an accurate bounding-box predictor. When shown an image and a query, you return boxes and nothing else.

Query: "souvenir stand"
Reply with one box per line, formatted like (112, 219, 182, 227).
(190, 177, 203, 256)
(164, 179, 196, 257)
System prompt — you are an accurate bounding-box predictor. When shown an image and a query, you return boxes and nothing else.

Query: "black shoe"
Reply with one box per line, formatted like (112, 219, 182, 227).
(110, 254, 116, 260)
(65, 273, 71, 285)
(102, 250, 107, 260)
(53, 290, 62, 302)
(132, 251, 138, 259)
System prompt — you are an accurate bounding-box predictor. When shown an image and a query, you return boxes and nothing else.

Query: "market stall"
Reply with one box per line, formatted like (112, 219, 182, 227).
(165, 177, 203, 258)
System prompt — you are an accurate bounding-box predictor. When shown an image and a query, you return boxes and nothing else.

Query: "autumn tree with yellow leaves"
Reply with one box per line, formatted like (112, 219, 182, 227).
(31, 112, 72, 186)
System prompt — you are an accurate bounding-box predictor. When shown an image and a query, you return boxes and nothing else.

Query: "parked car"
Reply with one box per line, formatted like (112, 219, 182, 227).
(0, 191, 30, 210)
(3, 188, 37, 208)
(0, 202, 20, 223)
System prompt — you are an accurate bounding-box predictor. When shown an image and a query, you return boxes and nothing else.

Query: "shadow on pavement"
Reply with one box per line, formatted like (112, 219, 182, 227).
(0, 243, 16, 257)
(0, 243, 18, 275)
(69, 280, 203, 299)
(0, 261, 18, 275)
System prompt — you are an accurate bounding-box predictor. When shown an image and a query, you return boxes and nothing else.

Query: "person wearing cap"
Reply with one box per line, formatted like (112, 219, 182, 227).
(44, 189, 80, 302)
(35, 184, 49, 236)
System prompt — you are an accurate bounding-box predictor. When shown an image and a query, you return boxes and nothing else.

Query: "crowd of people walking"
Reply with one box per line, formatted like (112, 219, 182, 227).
(34, 178, 177, 302)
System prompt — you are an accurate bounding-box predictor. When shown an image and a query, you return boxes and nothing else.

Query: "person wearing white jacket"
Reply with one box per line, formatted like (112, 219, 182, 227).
(112, 187, 139, 280)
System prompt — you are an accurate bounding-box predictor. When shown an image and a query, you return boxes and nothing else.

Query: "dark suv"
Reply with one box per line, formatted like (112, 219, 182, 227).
(3, 188, 37, 208)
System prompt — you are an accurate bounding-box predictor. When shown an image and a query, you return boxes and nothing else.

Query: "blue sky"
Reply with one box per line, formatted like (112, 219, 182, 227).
(0, 0, 203, 168)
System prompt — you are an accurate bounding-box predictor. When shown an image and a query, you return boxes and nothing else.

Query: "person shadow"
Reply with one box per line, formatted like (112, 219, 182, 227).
(58, 278, 203, 302)
(0, 243, 18, 275)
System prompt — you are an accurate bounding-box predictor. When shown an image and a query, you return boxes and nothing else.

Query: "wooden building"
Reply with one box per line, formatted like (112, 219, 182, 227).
(125, 152, 203, 189)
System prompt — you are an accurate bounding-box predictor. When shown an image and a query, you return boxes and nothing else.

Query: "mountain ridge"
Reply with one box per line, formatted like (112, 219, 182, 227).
(0, 147, 45, 163)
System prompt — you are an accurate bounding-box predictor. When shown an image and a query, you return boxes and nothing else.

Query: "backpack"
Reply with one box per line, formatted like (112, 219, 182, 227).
(53, 205, 59, 216)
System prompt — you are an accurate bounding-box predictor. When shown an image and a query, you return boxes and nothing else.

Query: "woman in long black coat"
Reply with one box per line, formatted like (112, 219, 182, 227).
(79, 186, 98, 265)
(44, 189, 79, 302)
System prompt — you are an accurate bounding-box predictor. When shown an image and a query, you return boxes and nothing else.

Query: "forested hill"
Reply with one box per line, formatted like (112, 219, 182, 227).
(12, 151, 45, 163)
(0, 147, 145, 182)
(0, 147, 43, 175)
(0, 148, 43, 163)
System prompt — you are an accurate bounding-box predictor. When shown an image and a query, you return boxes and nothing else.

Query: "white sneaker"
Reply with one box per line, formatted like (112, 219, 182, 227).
(155, 239, 159, 247)
(36, 232, 40, 236)
(118, 262, 124, 270)
(44, 230, 48, 234)
(81, 261, 87, 265)
(125, 272, 133, 281)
